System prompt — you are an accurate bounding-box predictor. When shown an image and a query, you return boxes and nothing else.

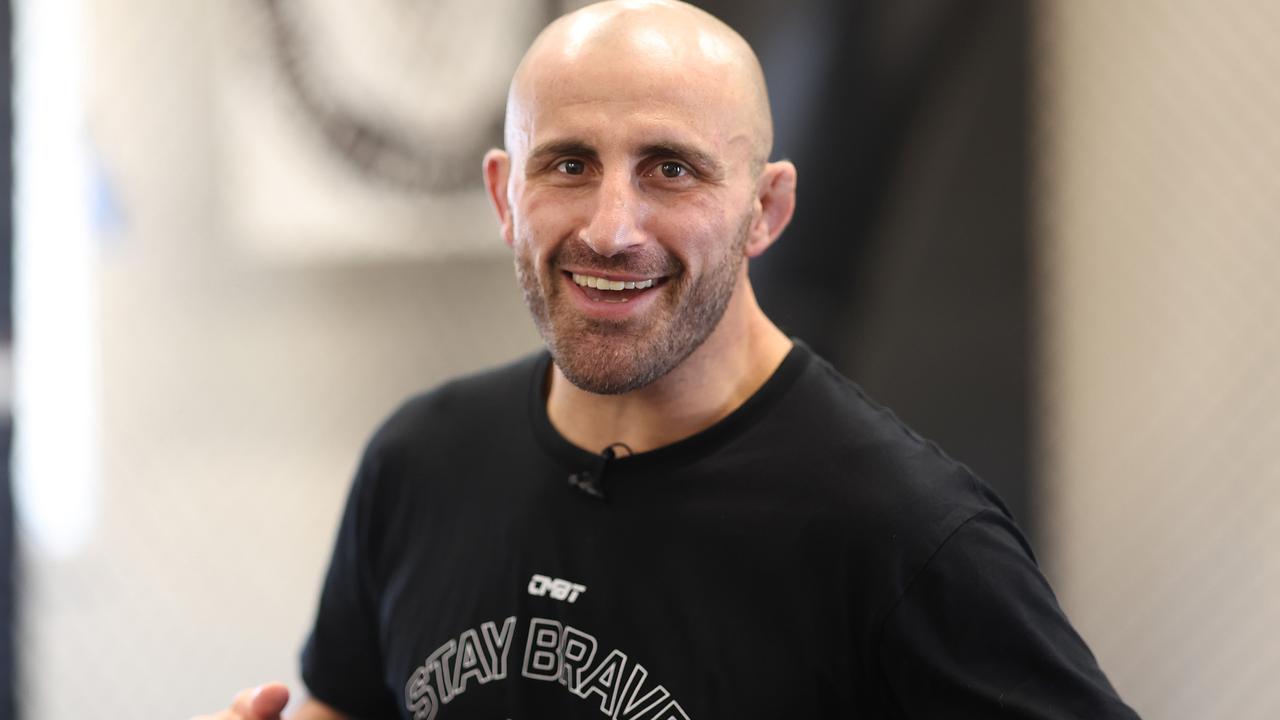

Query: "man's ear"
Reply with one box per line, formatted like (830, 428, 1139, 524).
(483, 149, 514, 247)
(745, 160, 798, 258)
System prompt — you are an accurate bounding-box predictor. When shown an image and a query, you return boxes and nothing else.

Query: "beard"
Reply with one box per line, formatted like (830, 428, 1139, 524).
(515, 215, 750, 395)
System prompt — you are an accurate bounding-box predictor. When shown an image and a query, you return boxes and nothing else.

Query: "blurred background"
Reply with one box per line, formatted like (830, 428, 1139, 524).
(2, 0, 1277, 717)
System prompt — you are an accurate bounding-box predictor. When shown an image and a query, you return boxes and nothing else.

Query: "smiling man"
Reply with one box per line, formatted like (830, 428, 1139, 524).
(198, 2, 1138, 719)
(488, 0, 795, 448)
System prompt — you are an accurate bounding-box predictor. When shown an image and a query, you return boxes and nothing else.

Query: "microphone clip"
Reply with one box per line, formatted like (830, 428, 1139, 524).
(567, 443, 633, 501)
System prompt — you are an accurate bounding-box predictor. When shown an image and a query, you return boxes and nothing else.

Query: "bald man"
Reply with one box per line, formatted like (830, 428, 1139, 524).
(197, 2, 1138, 718)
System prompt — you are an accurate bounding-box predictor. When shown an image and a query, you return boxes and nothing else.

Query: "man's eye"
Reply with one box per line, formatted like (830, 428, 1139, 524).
(659, 161, 688, 178)
(557, 159, 586, 175)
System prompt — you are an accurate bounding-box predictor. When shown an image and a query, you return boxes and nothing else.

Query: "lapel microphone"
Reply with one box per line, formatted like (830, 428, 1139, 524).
(568, 442, 634, 501)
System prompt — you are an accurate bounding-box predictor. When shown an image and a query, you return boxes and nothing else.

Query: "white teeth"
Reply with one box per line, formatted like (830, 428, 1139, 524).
(571, 273, 657, 291)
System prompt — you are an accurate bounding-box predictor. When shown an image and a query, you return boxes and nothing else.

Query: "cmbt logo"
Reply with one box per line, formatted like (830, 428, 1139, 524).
(527, 573, 587, 603)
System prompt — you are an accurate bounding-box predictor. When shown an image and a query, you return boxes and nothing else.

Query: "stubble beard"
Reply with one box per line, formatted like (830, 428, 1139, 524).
(516, 216, 750, 395)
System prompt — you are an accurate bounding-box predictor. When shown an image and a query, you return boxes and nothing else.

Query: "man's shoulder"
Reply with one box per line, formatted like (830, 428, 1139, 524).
(773, 346, 1033, 615)
(774, 344, 1012, 535)
(367, 349, 546, 453)
(778, 348, 966, 480)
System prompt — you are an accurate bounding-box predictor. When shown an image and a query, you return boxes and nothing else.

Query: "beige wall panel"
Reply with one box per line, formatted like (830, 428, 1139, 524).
(1038, 2, 1280, 718)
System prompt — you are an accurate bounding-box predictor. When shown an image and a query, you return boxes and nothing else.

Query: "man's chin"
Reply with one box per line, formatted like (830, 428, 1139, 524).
(544, 324, 672, 394)
(552, 349, 665, 396)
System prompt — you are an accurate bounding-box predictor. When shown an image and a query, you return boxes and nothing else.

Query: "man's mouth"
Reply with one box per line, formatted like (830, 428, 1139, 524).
(567, 272, 667, 303)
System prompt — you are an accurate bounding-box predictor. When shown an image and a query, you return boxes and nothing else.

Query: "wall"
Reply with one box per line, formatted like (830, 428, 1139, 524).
(1037, 2, 1280, 718)
(18, 1, 540, 717)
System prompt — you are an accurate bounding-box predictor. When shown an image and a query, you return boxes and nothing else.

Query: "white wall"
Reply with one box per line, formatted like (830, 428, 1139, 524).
(17, 1, 539, 717)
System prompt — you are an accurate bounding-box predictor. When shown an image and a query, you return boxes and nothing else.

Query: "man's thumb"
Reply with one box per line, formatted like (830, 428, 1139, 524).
(248, 683, 290, 719)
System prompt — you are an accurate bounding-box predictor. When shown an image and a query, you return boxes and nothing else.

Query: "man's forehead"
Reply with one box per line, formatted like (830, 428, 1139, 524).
(516, 96, 753, 173)
(517, 56, 751, 144)
(523, 33, 740, 110)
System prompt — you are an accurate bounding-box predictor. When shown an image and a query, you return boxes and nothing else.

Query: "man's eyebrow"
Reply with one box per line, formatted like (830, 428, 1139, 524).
(527, 140, 598, 170)
(640, 142, 725, 178)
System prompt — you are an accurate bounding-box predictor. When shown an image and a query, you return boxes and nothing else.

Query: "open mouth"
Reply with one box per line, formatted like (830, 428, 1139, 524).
(566, 271, 669, 303)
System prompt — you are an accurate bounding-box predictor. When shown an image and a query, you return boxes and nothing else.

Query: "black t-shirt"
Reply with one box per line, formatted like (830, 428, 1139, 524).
(301, 342, 1139, 719)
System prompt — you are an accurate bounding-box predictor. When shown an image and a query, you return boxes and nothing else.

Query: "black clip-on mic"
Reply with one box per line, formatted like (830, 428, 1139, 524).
(568, 442, 634, 501)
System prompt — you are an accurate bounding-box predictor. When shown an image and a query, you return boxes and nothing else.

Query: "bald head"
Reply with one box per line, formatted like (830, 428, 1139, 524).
(505, 0, 774, 175)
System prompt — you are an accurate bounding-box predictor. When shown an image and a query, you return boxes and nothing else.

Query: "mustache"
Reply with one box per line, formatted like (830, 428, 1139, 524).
(550, 238, 683, 277)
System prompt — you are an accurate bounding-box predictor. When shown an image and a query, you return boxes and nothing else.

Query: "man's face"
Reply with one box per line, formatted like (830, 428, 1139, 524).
(502, 47, 761, 394)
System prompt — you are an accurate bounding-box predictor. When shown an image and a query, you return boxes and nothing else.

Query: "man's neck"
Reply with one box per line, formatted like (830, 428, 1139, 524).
(545, 294, 793, 455)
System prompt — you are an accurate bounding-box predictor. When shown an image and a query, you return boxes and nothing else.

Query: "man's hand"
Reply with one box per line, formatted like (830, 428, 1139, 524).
(190, 683, 346, 720)
(190, 683, 289, 720)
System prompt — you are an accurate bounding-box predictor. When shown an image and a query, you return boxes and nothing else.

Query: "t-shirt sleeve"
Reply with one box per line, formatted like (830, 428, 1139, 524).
(878, 510, 1141, 719)
(300, 445, 402, 719)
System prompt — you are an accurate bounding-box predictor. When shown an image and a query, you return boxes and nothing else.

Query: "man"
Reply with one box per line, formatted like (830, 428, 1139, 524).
(199, 1, 1139, 718)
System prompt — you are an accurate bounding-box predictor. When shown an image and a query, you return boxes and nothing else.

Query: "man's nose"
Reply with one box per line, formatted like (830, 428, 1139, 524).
(579, 172, 647, 257)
